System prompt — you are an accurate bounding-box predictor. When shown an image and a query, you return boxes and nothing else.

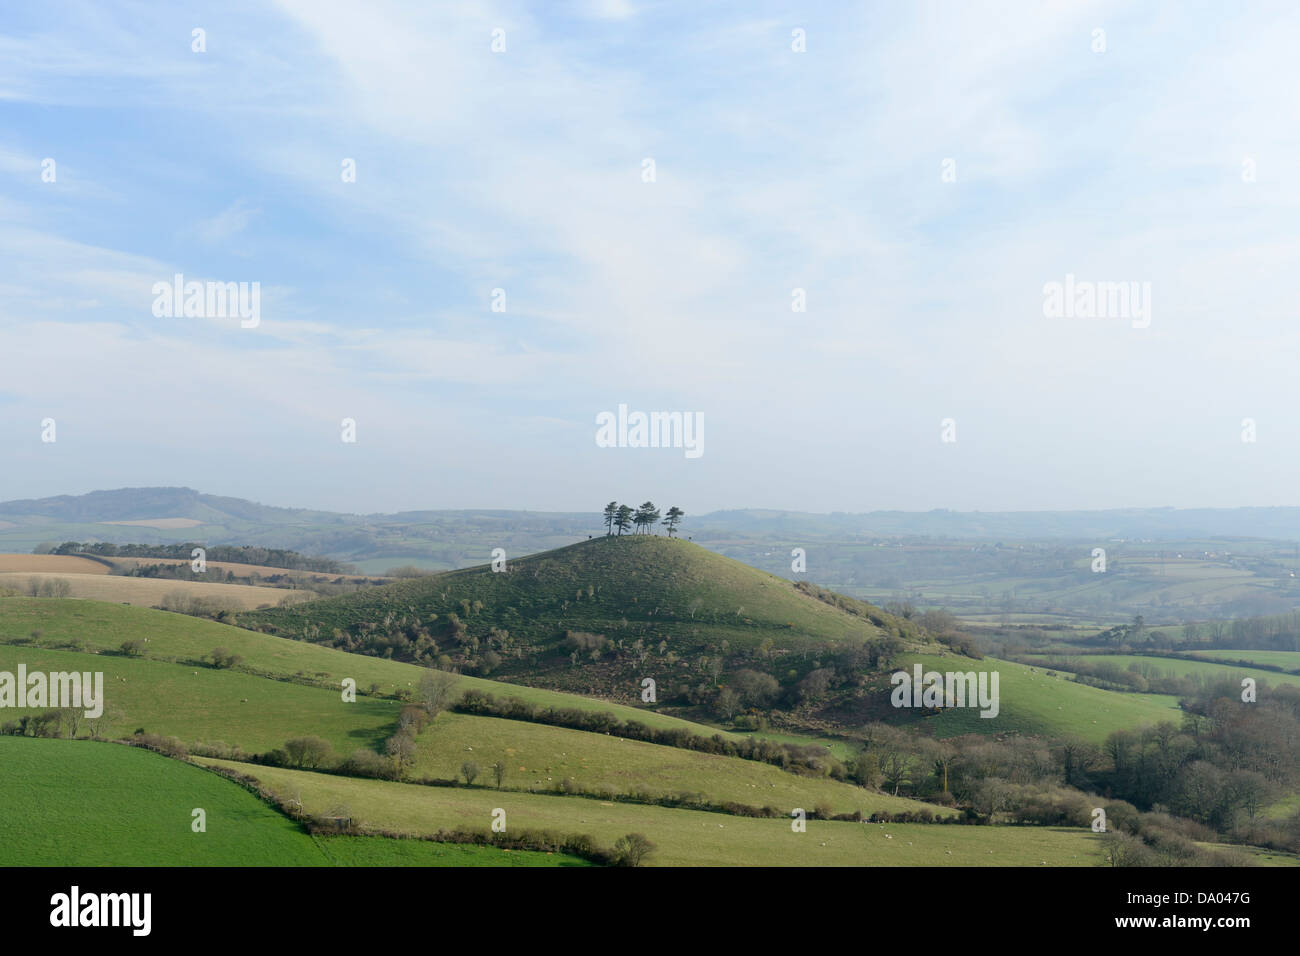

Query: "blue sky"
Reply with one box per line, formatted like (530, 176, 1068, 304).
(2, 1, 1298, 515)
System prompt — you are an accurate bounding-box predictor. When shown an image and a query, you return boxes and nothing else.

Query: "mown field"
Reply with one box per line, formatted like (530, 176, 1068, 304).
(0, 554, 111, 574)
(884, 654, 1183, 742)
(200, 758, 1106, 867)
(0, 737, 578, 866)
(0, 572, 309, 610)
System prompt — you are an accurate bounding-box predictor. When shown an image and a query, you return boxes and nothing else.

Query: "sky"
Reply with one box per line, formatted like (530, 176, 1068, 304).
(2, 0, 1299, 516)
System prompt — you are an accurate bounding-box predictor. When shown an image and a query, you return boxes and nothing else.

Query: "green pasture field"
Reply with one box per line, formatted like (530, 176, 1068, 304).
(199, 757, 1107, 867)
(887, 654, 1182, 741)
(0, 737, 581, 866)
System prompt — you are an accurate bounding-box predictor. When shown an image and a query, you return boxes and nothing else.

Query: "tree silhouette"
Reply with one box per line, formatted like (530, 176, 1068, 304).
(614, 504, 634, 535)
(663, 506, 684, 537)
(602, 501, 618, 536)
(633, 501, 660, 534)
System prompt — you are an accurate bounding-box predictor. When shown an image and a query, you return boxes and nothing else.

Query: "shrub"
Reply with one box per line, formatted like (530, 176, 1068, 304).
(283, 735, 335, 769)
(209, 647, 243, 669)
(612, 833, 655, 867)
(341, 748, 393, 779)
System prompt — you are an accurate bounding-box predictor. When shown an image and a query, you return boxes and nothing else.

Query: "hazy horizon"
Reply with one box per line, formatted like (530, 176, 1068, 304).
(11, 483, 1300, 525)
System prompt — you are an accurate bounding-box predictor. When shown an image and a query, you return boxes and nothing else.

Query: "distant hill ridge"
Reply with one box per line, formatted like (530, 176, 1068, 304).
(8, 487, 1300, 542)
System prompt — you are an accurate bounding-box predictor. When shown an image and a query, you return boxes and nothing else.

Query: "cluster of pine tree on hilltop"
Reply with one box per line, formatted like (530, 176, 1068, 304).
(601, 501, 684, 536)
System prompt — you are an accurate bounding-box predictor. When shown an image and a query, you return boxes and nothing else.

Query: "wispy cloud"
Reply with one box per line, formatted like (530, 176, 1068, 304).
(2, 1, 1299, 513)
(195, 199, 260, 243)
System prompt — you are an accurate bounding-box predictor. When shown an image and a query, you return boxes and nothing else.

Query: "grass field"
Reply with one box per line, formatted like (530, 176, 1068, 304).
(0, 600, 1190, 751)
(0, 572, 310, 610)
(0, 640, 945, 817)
(313, 835, 589, 866)
(200, 757, 1106, 867)
(0, 736, 324, 865)
(0, 737, 580, 866)
(747, 729, 858, 762)
(1196, 843, 1300, 867)
(1264, 792, 1300, 821)
(0, 598, 738, 736)
(887, 654, 1183, 742)
(1022, 653, 1300, 690)
(1185, 649, 1300, 671)
(0, 644, 399, 755)
(0, 601, 942, 816)
(411, 712, 948, 817)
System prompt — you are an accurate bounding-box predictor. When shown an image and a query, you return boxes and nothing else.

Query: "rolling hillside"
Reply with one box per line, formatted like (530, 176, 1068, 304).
(0, 642, 930, 818)
(0, 598, 733, 734)
(2, 590, 1286, 866)
(0, 600, 961, 863)
(0, 599, 950, 818)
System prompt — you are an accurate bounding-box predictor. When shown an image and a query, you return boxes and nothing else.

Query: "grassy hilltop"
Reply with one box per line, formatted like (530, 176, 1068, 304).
(241, 535, 924, 699)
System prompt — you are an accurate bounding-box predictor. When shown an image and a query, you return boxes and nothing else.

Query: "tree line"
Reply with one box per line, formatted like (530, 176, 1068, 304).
(601, 501, 684, 536)
(42, 541, 352, 574)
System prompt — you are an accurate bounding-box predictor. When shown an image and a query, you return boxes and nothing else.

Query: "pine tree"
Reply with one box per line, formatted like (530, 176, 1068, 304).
(663, 506, 685, 536)
(634, 501, 660, 533)
(614, 504, 634, 535)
